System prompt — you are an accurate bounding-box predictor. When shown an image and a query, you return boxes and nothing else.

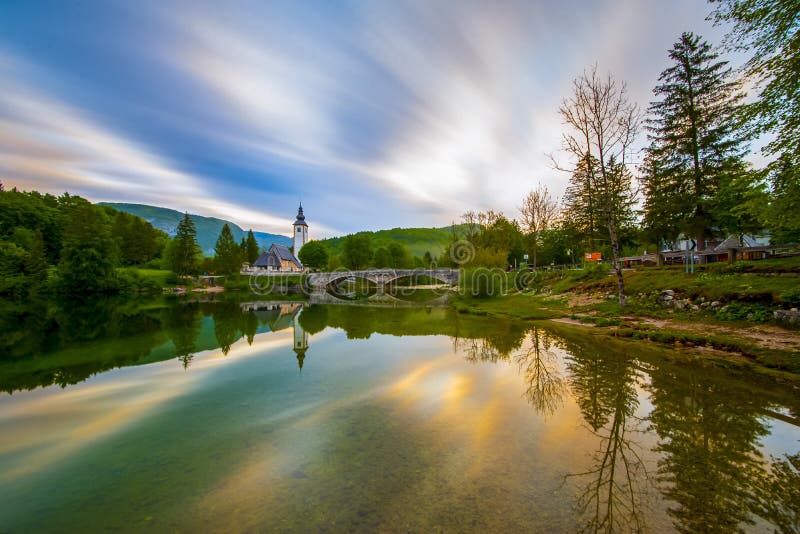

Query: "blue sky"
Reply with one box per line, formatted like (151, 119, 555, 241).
(0, 0, 734, 237)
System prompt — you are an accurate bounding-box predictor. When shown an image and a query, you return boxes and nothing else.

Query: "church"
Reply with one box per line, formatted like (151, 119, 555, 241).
(244, 205, 308, 273)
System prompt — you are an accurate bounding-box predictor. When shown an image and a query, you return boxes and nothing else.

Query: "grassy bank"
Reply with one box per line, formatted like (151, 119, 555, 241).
(451, 257, 800, 377)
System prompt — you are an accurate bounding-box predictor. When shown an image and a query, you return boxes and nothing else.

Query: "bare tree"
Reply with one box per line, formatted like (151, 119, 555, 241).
(519, 183, 559, 269)
(557, 65, 639, 307)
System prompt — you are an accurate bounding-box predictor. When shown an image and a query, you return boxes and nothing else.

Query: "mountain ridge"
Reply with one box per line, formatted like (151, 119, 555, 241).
(98, 202, 291, 255)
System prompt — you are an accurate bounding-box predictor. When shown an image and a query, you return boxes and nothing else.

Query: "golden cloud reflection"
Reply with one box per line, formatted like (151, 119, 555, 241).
(0, 328, 307, 484)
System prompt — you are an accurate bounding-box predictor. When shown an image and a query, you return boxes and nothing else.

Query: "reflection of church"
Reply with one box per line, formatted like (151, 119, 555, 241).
(239, 301, 308, 370)
(293, 308, 308, 369)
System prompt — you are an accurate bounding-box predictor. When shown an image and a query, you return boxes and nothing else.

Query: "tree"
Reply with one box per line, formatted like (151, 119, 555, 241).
(298, 240, 329, 270)
(558, 65, 639, 307)
(341, 233, 373, 270)
(763, 156, 800, 243)
(710, 0, 800, 167)
(24, 231, 49, 290)
(169, 213, 201, 276)
(214, 223, 240, 275)
(387, 242, 412, 268)
(58, 204, 118, 294)
(562, 154, 606, 252)
(372, 246, 391, 268)
(519, 183, 559, 269)
(642, 32, 748, 249)
(245, 230, 259, 264)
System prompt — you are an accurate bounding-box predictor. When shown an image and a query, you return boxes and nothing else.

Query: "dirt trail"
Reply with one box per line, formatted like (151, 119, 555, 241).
(637, 318, 800, 352)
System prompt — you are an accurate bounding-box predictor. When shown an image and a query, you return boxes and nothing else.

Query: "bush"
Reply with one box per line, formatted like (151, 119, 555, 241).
(715, 302, 773, 323)
(459, 267, 508, 298)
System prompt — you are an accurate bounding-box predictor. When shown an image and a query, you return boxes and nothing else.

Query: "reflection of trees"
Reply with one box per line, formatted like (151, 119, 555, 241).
(646, 369, 772, 532)
(563, 338, 648, 533)
(755, 451, 800, 533)
(515, 326, 566, 417)
(298, 304, 328, 335)
(213, 301, 243, 355)
(163, 302, 201, 369)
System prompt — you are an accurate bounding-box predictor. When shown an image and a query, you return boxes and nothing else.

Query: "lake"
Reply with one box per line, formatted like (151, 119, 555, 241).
(1, 297, 798, 532)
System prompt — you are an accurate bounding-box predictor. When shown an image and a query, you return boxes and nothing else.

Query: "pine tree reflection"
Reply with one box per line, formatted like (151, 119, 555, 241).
(563, 339, 649, 533)
(755, 451, 800, 532)
(163, 301, 201, 369)
(645, 367, 772, 532)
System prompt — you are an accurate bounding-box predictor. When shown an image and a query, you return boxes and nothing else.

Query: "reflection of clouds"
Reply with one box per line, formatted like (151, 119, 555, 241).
(0, 371, 197, 483)
(0, 327, 305, 484)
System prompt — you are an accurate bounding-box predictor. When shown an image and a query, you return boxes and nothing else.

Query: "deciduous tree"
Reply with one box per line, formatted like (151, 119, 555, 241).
(519, 183, 559, 269)
(298, 240, 329, 270)
(558, 66, 639, 307)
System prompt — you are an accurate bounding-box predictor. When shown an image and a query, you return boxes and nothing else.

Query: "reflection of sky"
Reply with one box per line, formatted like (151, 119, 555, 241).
(0, 1, 735, 236)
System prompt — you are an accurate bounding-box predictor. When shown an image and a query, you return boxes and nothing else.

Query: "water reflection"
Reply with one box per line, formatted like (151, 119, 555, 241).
(646, 365, 772, 532)
(561, 338, 649, 533)
(516, 327, 567, 417)
(1, 299, 798, 532)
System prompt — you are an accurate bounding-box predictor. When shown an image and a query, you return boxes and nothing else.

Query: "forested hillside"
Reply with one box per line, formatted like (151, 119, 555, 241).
(319, 225, 464, 259)
(99, 203, 291, 255)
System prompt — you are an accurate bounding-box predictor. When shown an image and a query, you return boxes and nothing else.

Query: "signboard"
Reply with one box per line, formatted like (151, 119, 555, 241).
(523, 254, 529, 260)
(584, 252, 602, 262)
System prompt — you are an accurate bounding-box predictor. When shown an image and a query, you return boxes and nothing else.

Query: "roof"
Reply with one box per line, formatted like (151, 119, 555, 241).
(713, 234, 758, 252)
(269, 244, 303, 268)
(293, 203, 308, 226)
(253, 250, 280, 268)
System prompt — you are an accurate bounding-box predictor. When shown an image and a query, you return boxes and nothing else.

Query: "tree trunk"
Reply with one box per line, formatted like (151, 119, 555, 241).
(607, 221, 626, 308)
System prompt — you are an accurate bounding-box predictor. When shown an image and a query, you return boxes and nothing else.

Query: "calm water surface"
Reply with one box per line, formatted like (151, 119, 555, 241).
(1, 298, 798, 532)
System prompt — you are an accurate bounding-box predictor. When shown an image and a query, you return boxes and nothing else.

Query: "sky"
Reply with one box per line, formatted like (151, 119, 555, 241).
(0, 0, 738, 238)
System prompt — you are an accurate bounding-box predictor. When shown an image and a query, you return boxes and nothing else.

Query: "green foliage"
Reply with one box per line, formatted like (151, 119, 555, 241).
(0, 189, 171, 296)
(57, 204, 118, 294)
(245, 230, 259, 264)
(763, 157, 800, 243)
(459, 267, 509, 298)
(710, 0, 800, 166)
(715, 302, 773, 322)
(169, 213, 202, 276)
(298, 240, 329, 270)
(110, 210, 167, 265)
(319, 225, 465, 260)
(341, 233, 373, 270)
(0, 242, 29, 297)
(213, 223, 241, 275)
(24, 231, 49, 291)
(642, 32, 749, 247)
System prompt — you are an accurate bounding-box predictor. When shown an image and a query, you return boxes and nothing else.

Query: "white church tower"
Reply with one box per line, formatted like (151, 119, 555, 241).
(292, 203, 308, 255)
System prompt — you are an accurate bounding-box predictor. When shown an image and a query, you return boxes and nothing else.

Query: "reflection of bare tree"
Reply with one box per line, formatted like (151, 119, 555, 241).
(564, 342, 650, 533)
(453, 336, 508, 363)
(515, 327, 566, 417)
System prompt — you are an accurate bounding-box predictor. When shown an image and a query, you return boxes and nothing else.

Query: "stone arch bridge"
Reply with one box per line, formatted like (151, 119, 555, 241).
(307, 268, 459, 293)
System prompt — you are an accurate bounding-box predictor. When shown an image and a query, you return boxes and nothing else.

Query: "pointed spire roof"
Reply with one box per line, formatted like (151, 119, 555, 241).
(293, 203, 308, 226)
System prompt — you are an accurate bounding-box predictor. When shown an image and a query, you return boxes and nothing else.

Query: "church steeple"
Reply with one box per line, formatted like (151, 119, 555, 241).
(293, 203, 307, 226)
(292, 203, 308, 256)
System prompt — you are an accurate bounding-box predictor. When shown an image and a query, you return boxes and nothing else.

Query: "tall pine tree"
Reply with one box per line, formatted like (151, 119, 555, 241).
(245, 230, 259, 264)
(642, 32, 748, 250)
(214, 224, 240, 275)
(170, 213, 201, 276)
